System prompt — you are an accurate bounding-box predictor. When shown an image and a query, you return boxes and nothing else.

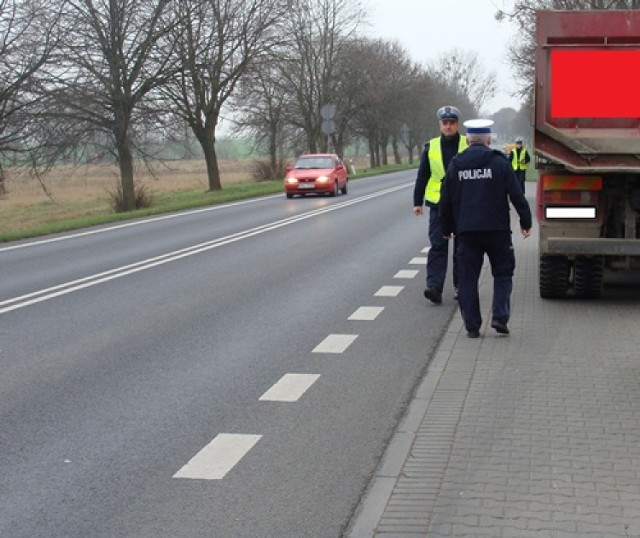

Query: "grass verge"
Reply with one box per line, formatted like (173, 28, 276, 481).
(0, 162, 416, 243)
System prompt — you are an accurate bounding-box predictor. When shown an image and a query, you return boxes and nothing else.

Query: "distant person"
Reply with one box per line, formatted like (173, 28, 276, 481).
(439, 119, 532, 338)
(509, 136, 530, 194)
(412, 105, 468, 304)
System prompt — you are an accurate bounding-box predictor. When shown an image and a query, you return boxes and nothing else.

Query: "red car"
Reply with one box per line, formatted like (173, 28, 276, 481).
(284, 153, 349, 198)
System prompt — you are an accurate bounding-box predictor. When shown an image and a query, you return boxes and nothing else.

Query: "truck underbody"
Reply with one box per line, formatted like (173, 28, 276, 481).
(538, 170, 640, 298)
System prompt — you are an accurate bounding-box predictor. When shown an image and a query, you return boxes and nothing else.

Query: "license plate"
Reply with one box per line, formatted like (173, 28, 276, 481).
(298, 183, 315, 189)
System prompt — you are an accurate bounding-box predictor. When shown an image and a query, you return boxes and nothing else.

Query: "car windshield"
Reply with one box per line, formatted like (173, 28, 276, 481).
(294, 157, 334, 169)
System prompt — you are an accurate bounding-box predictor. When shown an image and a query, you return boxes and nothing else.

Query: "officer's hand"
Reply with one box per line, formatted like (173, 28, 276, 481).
(443, 234, 452, 240)
(413, 206, 423, 216)
(521, 228, 531, 238)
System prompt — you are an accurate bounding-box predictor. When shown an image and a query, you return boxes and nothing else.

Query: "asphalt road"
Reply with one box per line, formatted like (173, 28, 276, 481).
(0, 171, 458, 537)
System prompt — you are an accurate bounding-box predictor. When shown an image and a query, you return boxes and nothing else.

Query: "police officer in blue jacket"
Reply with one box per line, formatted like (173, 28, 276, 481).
(439, 119, 532, 338)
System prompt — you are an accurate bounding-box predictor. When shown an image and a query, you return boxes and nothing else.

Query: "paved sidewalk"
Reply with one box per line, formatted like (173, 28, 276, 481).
(346, 205, 640, 536)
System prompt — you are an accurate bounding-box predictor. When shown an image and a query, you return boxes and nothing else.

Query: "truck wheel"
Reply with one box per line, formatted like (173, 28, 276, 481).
(573, 256, 604, 298)
(539, 255, 569, 298)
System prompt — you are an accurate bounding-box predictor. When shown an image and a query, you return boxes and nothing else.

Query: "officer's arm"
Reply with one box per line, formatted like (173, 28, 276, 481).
(504, 164, 532, 232)
(412, 144, 431, 213)
(439, 169, 455, 238)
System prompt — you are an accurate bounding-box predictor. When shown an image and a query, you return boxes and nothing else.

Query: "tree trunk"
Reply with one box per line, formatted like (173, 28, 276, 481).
(0, 163, 5, 197)
(368, 138, 375, 168)
(269, 128, 278, 177)
(201, 136, 222, 191)
(331, 132, 344, 159)
(117, 140, 135, 212)
(392, 136, 401, 164)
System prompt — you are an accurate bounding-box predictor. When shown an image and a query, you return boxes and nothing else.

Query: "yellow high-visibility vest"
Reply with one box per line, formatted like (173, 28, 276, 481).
(511, 148, 529, 171)
(424, 135, 468, 204)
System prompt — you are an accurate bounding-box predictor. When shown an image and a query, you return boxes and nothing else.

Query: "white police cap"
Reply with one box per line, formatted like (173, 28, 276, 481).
(515, 136, 524, 143)
(436, 105, 460, 121)
(463, 119, 494, 134)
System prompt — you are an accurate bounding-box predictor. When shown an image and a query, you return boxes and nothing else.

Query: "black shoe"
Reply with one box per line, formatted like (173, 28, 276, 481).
(467, 330, 480, 338)
(491, 320, 510, 335)
(424, 287, 442, 304)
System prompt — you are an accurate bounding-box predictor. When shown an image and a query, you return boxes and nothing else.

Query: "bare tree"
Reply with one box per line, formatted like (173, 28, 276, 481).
(279, 0, 366, 155)
(160, 0, 288, 191)
(0, 0, 62, 196)
(397, 69, 439, 164)
(36, 0, 179, 211)
(428, 49, 497, 113)
(232, 59, 291, 178)
(491, 106, 531, 141)
(343, 38, 413, 167)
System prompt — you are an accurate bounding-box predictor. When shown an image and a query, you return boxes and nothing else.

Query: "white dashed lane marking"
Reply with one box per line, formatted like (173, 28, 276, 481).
(394, 270, 420, 279)
(259, 373, 321, 402)
(421, 247, 430, 253)
(348, 306, 384, 321)
(312, 334, 358, 353)
(172, 249, 429, 481)
(409, 257, 427, 265)
(374, 286, 404, 297)
(173, 434, 262, 480)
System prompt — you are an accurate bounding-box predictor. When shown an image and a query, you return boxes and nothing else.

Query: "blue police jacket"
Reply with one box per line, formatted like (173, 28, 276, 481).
(439, 144, 532, 236)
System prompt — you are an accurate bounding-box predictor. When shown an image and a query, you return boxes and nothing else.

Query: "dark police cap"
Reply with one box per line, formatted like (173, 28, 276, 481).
(436, 105, 460, 121)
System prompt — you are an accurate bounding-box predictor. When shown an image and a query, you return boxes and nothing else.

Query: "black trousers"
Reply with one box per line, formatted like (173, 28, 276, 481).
(514, 170, 526, 194)
(456, 231, 515, 332)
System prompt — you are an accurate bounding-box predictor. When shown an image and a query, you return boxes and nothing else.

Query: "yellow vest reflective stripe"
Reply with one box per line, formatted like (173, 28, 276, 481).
(511, 148, 528, 171)
(425, 136, 468, 204)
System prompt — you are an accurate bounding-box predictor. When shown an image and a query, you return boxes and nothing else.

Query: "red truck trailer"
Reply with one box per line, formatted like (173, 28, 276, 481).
(534, 10, 640, 298)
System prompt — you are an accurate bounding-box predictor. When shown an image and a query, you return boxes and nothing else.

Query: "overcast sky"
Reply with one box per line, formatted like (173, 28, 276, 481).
(364, 0, 521, 114)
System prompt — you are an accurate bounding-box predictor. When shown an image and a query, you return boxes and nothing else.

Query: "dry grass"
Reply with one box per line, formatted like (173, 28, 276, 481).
(0, 155, 375, 235)
(0, 158, 256, 233)
(2, 158, 252, 204)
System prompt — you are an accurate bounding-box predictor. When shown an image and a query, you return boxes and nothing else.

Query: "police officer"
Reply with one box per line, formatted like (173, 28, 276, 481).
(413, 105, 468, 304)
(510, 136, 530, 193)
(439, 119, 532, 338)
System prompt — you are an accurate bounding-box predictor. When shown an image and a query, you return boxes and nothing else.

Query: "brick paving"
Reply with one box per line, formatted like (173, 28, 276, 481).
(347, 202, 640, 537)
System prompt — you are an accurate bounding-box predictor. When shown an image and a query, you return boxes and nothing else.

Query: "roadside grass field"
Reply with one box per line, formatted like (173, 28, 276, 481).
(0, 155, 411, 242)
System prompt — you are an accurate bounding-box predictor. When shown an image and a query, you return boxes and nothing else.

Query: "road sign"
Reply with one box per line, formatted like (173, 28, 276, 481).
(321, 119, 336, 135)
(320, 104, 336, 120)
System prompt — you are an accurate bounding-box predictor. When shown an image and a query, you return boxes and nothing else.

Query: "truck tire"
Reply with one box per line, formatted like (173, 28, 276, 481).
(539, 255, 569, 298)
(573, 256, 604, 298)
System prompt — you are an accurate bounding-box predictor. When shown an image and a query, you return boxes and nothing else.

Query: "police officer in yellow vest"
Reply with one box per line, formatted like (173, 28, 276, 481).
(413, 105, 468, 304)
(510, 136, 530, 194)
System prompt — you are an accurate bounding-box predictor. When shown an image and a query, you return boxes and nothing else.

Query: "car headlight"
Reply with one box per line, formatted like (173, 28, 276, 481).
(316, 175, 330, 183)
(285, 177, 298, 184)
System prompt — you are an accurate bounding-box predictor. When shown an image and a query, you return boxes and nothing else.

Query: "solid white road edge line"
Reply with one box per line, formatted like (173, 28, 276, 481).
(1, 185, 409, 315)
